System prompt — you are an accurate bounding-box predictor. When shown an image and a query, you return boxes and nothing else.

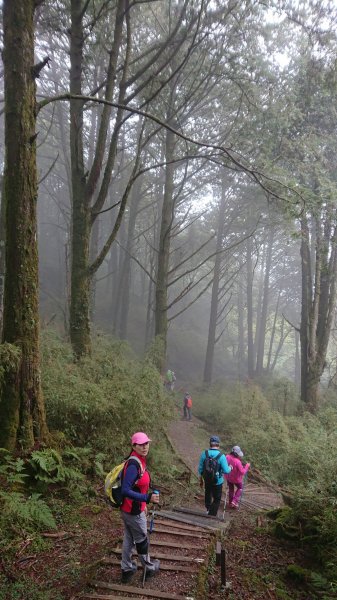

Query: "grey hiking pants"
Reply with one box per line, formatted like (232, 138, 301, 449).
(121, 510, 157, 573)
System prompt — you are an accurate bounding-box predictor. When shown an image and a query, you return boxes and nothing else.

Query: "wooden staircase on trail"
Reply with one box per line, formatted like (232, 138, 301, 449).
(77, 507, 230, 600)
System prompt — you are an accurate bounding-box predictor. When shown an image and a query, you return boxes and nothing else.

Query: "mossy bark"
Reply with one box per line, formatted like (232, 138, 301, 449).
(300, 213, 337, 412)
(0, 175, 5, 336)
(0, 0, 49, 450)
(69, 0, 91, 358)
(68, 0, 126, 358)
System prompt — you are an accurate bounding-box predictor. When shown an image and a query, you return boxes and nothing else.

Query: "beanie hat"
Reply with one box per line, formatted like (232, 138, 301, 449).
(232, 445, 243, 457)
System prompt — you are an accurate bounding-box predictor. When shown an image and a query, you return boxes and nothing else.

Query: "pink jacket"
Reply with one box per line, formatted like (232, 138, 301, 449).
(225, 454, 250, 484)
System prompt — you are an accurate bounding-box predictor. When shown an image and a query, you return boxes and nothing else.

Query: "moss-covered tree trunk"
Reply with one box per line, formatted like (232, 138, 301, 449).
(0, 175, 5, 337)
(300, 211, 337, 411)
(0, 0, 49, 450)
(69, 0, 91, 358)
(68, 0, 126, 358)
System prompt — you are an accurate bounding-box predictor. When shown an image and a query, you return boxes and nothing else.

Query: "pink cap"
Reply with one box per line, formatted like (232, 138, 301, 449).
(131, 432, 152, 445)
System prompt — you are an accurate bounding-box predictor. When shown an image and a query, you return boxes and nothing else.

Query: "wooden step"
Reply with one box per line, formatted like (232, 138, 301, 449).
(148, 526, 207, 538)
(110, 548, 205, 563)
(102, 558, 196, 572)
(92, 581, 191, 599)
(155, 517, 207, 533)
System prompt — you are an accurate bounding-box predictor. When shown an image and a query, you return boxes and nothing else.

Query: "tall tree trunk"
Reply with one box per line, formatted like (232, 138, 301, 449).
(266, 289, 280, 373)
(89, 216, 100, 322)
(255, 227, 274, 376)
(253, 246, 265, 372)
(300, 212, 337, 410)
(69, 0, 91, 357)
(117, 177, 142, 339)
(0, 0, 49, 450)
(108, 230, 119, 330)
(154, 124, 176, 371)
(69, 0, 126, 357)
(246, 236, 254, 379)
(203, 175, 227, 384)
(300, 215, 313, 405)
(0, 177, 5, 336)
(294, 330, 300, 388)
(237, 269, 245, 379)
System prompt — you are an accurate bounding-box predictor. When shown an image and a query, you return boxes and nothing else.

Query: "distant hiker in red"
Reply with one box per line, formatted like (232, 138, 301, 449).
(225, 445, 250, 509)
(183, 392, 192, 421)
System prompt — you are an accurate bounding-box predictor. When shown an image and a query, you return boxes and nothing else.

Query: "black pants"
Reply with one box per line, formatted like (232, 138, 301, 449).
(205, 483, 222, 516)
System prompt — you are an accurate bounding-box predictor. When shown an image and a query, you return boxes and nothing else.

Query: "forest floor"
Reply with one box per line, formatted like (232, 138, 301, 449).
(2, 407, 320, 600)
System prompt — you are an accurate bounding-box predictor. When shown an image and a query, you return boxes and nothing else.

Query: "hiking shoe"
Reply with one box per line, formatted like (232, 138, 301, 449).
(144, 559, 160, 580)
(121, 569, 136, 584)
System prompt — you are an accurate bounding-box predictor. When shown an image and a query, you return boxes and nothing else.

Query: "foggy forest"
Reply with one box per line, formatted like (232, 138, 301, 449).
(0, 1, 337, 599)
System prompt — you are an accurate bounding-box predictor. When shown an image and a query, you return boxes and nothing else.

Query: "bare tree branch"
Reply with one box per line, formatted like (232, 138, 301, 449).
(37, 93, 300, 202)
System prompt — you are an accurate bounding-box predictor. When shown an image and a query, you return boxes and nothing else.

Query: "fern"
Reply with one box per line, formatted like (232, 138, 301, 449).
(28, 449, 84, 484)
(0, 490, 56, 530)
(0, 452, 28, 487)
(94, 453, 106, 477)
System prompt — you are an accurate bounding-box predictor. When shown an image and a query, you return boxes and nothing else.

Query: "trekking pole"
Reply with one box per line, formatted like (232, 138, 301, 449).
(223, 483, 229, 520)
(142, 490, 159, 587)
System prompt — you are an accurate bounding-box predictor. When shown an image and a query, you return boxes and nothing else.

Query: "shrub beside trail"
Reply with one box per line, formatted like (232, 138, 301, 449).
(42, 329, 171, 454)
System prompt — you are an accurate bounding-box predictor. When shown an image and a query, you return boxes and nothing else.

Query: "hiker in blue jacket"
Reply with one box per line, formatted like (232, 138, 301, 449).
(198, 435, 232, 517)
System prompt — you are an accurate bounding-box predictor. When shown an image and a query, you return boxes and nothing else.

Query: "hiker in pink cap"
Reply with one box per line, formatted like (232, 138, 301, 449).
(120, 431, 160, 584)
(225, 445, 250, 509)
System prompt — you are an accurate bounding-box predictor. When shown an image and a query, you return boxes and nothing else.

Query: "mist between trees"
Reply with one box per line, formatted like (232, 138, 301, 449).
(2, 0, 337, 447)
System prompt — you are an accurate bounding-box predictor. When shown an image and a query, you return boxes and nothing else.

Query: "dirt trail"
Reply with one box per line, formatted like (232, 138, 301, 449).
(167, 407, 283, 513)
(167, 411, 206, 475)
(166, 407, 311, 600)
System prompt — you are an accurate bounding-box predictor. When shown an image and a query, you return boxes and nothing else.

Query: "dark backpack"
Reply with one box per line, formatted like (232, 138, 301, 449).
(202, 450, 223, 485)
(105, 456, 144, 508)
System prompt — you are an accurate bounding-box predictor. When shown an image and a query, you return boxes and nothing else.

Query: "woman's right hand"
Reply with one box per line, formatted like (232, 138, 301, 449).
(150, 492, 160, 503)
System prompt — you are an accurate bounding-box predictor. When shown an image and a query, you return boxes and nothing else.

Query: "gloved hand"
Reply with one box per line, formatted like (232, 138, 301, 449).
(150, 491, 160, 503)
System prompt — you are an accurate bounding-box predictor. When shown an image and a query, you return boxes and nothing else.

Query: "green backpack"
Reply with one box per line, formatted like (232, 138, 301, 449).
(104, 456, 144, 508)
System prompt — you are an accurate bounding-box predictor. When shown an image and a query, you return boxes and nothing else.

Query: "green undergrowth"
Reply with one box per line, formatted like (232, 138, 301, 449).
(42, 329, 172, 453)
(191, 379, 337, 586)
(0, 573, 64, 600)
(0, 329, 187, 599)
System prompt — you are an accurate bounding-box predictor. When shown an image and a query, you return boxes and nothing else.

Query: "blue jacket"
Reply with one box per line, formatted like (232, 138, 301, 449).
(198, 448, 231, 485)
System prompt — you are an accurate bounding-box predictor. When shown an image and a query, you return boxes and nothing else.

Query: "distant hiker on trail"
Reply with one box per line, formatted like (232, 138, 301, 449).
(198, 435, 232, 517)
(183, 392, 192, 420)
(120, 432, 160, 584)
(225, 445, 250, 509)
(165, 369, 176, 392)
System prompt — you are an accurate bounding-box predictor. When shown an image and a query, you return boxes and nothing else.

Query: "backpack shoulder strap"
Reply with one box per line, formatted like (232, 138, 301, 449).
(125, 456, 146, 480)
(205, 450, 209, 458)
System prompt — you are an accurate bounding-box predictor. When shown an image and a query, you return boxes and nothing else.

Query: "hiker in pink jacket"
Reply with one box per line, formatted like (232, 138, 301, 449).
(225, 445, 250, 509)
